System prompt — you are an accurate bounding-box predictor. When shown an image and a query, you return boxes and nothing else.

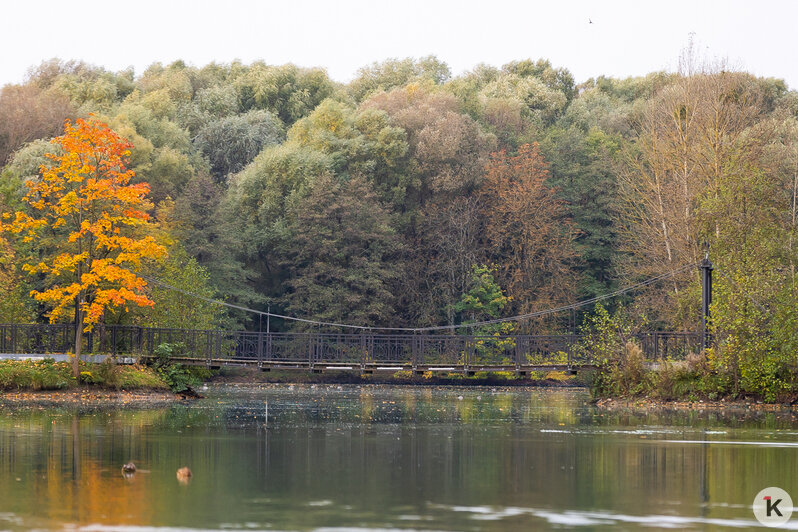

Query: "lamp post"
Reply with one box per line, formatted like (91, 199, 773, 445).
(700, 255, 713, 351)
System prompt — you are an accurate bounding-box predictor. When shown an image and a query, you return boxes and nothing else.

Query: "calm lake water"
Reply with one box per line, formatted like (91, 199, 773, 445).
(1, 384, 797, 530)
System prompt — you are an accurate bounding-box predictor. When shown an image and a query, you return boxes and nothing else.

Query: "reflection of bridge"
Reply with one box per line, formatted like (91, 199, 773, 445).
(0, 324, 702, 375)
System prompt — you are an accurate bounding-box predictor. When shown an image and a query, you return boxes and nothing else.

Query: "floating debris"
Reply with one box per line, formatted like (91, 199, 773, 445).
(177, 467, 193, 484)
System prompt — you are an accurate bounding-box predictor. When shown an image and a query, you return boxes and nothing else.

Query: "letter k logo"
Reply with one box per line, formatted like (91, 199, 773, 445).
(765, 496, 783, 517)
(754, 487, 792, 525)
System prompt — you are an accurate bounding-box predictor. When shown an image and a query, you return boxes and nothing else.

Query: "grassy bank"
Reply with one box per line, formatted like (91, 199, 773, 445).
(0, 359, 168, 391)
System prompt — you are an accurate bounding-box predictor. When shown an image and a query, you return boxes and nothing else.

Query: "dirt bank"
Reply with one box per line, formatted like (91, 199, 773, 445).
(0, 387, 182, 407)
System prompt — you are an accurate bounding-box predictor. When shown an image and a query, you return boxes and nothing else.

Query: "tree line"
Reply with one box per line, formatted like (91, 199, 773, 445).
(0, 54, 797, 396)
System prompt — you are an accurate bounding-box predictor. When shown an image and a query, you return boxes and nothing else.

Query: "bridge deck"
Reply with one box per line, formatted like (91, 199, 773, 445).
(139, 355, 596, 374)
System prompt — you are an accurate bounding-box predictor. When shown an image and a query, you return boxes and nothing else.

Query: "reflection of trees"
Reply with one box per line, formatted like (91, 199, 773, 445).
(0, 406, 275, 527)
(0, 411, 162, 526)
(0, 390, 797, 528)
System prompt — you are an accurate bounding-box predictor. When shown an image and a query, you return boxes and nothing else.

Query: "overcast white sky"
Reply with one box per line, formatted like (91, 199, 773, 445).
(1, 0, 796, 89)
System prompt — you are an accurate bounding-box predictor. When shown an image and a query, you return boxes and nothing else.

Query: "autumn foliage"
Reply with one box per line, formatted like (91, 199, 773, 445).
(480, 143, 577, 317)
(1, 117, 166, 333)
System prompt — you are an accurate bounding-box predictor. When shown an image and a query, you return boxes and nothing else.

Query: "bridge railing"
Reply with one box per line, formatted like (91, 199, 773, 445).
(0, 324, 703, 367)
(0, 323, 73, 355)
(633, 332, 703, 360)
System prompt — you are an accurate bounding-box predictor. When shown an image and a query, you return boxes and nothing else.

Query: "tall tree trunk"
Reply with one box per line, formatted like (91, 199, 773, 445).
(73, 306, 83, 379)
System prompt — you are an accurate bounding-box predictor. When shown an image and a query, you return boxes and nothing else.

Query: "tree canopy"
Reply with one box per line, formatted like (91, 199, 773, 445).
(0, 55, 797, 398)
(1, 116, 166, 374)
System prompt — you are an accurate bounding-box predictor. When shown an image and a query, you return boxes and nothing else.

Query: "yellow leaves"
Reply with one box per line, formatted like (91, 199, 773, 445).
(22, 262, 50, 275)
(52, 252, 88, 275)
(60, 190, 79, 209)
(0, 211, 47, 244)
(1, 115, 167, 328)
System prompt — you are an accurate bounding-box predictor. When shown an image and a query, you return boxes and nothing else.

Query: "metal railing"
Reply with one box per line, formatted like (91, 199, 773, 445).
(0, 323, 704, 369)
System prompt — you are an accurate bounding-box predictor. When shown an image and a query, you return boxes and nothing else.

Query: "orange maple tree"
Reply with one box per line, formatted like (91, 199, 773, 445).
(0, 116, 166, 375)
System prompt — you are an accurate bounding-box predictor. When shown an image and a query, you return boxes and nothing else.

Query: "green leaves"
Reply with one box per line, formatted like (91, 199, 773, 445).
(282, 174, 403, 328)
(453, 265, 508, 322)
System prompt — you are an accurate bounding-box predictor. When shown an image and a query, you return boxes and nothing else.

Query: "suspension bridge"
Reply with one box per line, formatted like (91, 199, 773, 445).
(0, 260, 716, 375)
(0, 323, 702, 375)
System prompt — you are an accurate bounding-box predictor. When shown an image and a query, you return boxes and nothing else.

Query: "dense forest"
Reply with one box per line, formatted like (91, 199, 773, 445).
(1, 53, 797, 397)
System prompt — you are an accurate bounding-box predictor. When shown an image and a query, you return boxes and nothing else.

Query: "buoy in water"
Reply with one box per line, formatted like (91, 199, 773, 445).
(176, 467, 192, 484)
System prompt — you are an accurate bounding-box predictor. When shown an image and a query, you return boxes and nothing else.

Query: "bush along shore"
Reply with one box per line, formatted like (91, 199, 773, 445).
(583, 305, 798, 406)
(0, 358, 167, 391)
(0, 348, 211, 401)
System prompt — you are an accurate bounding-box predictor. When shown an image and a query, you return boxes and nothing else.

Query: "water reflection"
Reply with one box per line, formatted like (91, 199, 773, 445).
(0, 385, 796, 530)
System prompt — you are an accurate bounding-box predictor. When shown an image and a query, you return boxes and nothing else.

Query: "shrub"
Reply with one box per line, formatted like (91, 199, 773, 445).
(115, 365, 170, 390)
(0, 359, 75, 390)
(0, 359, 169, 391)
(149, 342, 208, 393)
(577, 305, 645, 397)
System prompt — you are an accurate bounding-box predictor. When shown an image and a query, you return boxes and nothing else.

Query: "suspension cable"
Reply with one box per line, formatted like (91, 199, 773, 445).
(138, 274, 376, 330)
(139, 262, 698, 333)
(422, 262, 699, 331)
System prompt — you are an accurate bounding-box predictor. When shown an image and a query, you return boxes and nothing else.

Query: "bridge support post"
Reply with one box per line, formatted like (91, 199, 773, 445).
(464, 337, 475, 376)
(412, 332, 423, 375)
(700, 256, 713, 352)
(567, 334, 574, 367)
(307, 333, 313, 371)
(257, 331, 263, 368)
(368, 333, 374, 368)
(360, 333, 367, 372)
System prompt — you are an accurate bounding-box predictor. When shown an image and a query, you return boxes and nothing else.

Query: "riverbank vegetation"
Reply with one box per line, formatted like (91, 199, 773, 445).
(582, 304, 798, 403)
(0, 359, 167, 391)
(0, 46, 797, 401)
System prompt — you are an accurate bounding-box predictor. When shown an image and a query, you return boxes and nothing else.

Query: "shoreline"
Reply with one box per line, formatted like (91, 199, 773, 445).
(0, 387, 181, 407)
(209, 367, 586, 387)
(4, 384, 797, 412)
(595, 397, 798, 412)
(0, 376, 583, 406)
